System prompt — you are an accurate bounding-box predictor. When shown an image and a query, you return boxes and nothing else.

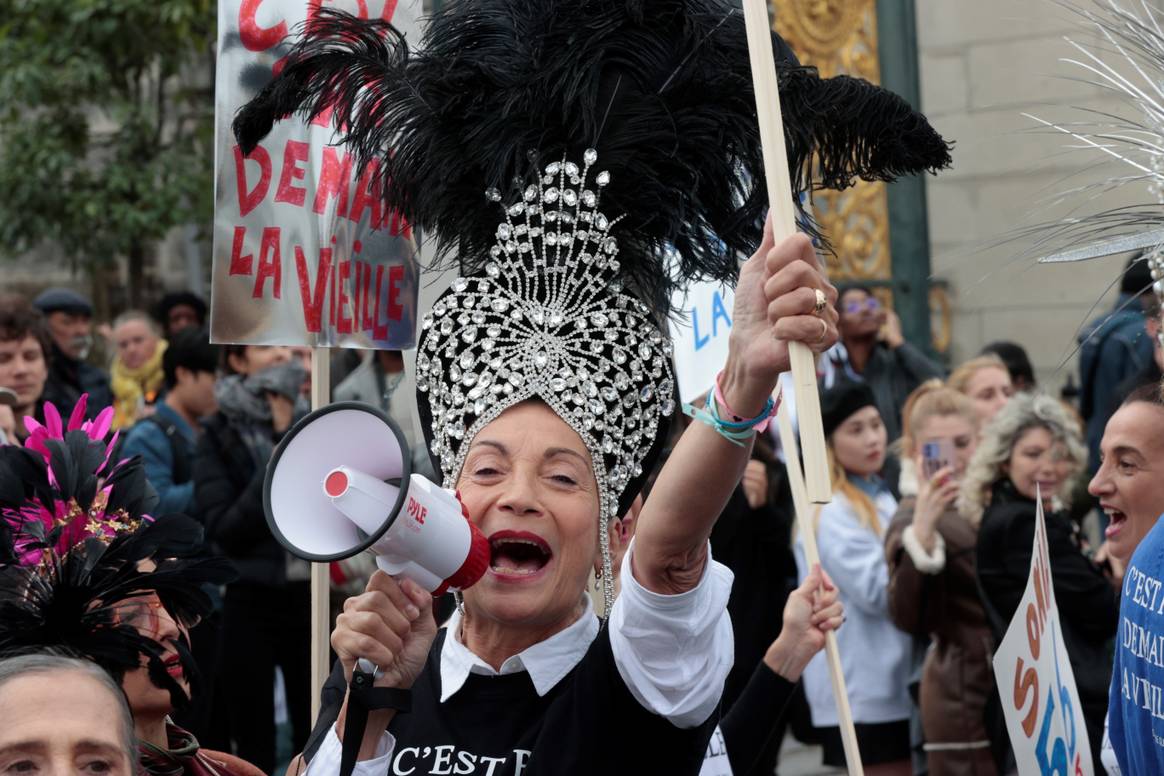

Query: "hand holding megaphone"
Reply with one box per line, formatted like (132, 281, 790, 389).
(264, 402, 490, 597)
(264, 401, 491, 696)
(332, 571, 437, 690)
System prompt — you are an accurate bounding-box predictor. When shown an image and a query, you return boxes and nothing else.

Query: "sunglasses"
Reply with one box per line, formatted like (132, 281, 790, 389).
(843, 297, 881, 315)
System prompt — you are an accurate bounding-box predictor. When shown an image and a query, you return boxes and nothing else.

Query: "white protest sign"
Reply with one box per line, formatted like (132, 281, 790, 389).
(992, 489, 1094, 775)
(668, 194, 819, 405)
(211, 0, 422, 347)
(669, 280, 736, 404)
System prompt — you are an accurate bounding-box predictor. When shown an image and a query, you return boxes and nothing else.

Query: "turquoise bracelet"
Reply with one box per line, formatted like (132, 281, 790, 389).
(681, 392, 757, 447)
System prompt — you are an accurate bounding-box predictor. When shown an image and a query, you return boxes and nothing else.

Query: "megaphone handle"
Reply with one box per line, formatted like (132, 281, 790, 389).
(339, 661, 412, 776)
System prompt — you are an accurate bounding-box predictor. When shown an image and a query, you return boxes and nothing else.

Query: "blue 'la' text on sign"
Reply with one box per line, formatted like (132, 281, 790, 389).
(693, 290, 733, 351)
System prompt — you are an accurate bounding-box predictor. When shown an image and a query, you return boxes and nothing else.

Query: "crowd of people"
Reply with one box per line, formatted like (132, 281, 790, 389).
(5, 1, 1164, 774)
(0, 286, 421, 774)
(0, 251, 1158, 776)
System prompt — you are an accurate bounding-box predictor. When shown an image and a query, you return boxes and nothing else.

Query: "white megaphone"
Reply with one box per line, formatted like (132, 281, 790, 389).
(264, 402, 490, 596)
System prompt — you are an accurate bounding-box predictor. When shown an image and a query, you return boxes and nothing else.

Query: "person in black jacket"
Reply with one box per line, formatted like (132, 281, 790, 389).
(193, 344, 307, 773)
(963, 393, 1119, 773)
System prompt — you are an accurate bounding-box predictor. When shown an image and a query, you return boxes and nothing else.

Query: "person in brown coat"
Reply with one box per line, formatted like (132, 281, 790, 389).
(885, 382, 998, 775)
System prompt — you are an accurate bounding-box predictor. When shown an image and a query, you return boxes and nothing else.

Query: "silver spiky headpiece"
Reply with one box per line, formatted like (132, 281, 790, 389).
(1028, 1, 1164, 275)
(415, 151, 677, 612)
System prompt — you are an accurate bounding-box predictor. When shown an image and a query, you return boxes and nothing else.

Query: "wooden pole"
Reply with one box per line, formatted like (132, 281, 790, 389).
(776, 402, 864, 775)
(309, 347, 331, 721)
(740, 0, 831, 504)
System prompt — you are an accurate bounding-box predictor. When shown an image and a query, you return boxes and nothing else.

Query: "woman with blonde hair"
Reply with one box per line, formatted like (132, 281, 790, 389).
(796, 380, 912, 775)
(967, 393, 1117, 772)
(884, 381, 996, 775)
(948, 355, 1013, 425)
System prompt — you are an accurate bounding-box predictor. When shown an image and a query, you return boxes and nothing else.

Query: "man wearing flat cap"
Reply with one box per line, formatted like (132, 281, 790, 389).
(33, 287, 113, 421)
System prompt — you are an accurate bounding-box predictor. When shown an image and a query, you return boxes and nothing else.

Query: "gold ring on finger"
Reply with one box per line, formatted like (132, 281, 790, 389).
(813, 317, 829, 346)
(813, 288, 828, 316)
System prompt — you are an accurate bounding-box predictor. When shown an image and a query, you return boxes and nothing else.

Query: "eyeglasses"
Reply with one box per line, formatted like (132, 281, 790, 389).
(113, 594, 199, 634)
(843, 298, 880, 315)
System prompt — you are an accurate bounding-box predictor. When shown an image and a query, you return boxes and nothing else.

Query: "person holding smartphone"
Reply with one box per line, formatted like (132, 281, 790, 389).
(884, 381, 997, 775)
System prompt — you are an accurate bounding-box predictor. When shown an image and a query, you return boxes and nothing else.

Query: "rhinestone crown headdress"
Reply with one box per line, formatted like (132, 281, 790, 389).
(416, 150, 677, 525)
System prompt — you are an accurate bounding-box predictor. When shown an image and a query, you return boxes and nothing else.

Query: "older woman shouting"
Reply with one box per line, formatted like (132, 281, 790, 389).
(299, 199, 836, 776)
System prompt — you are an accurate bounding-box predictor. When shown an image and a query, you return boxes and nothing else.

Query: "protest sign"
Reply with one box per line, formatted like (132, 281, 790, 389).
(667, 278, 800, 426)
(992, 490, 1094, 775)
(669, 280, 736, 404)
(212, 0, 421, 347)
(668, 194, 818, 405)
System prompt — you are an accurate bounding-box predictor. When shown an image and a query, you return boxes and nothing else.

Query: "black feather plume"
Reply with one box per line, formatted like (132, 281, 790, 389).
(0, 396, 234, 710)
(0, 516, 235, 710)
(234, 0, 951, 311)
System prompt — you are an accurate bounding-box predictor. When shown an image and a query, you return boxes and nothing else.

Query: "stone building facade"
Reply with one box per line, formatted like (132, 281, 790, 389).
(917, 0, 1150, 390)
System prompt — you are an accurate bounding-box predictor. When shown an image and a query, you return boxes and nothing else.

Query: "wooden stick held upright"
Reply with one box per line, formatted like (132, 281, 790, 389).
(309, 347, 332, 721)
(740, 0, 831, 504)
(777, 403, 864, 776)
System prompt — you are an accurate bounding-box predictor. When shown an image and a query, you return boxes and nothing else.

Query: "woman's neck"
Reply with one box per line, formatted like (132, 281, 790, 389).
(849, 471, 883, 495)
(460, 599, 587, 671)
(136, 714, 169, 750)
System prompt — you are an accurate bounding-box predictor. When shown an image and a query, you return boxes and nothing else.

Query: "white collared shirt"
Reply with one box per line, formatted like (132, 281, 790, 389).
(438, 596, 600, 702)
(308, 539, 734, 776)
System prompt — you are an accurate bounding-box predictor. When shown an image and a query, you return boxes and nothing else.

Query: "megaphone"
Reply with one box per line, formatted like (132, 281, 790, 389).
(264, 402, 490, 596)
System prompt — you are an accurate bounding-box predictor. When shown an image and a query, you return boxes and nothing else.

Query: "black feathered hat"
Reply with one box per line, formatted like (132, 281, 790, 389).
(0, 396, 234, 709)
(233, 0, 951, 312)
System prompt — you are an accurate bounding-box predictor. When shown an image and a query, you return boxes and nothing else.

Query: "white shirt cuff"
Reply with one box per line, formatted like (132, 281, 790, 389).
(306, 724, 396, 776)
(608, 537, 734, 728)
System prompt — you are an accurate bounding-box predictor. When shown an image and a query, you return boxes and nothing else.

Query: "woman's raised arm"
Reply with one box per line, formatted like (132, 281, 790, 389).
(632, 221, 837, 594)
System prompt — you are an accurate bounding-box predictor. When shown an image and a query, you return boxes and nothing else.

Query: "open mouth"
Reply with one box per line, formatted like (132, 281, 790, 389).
(488, 530, 552, 578)
(163, 653, 184, 679)
(1104, 505, 1127, 539)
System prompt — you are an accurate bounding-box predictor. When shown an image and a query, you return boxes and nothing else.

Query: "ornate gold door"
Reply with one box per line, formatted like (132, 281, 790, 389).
(774, 0, 890, 284)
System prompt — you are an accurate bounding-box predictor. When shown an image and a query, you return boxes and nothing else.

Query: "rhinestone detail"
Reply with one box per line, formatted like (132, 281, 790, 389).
(415, 151, 675, 524)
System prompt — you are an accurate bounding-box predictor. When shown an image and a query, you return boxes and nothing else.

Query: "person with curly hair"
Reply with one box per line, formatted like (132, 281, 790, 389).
(966, 393, 1118, 772)
(884, 381, 996, 775)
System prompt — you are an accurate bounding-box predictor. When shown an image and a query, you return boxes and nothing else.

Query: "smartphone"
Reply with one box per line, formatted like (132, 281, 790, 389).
(921, 439, 955, 480)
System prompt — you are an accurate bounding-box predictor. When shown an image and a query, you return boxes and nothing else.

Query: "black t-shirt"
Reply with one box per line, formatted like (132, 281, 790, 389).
(306, 625, 715, 776)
